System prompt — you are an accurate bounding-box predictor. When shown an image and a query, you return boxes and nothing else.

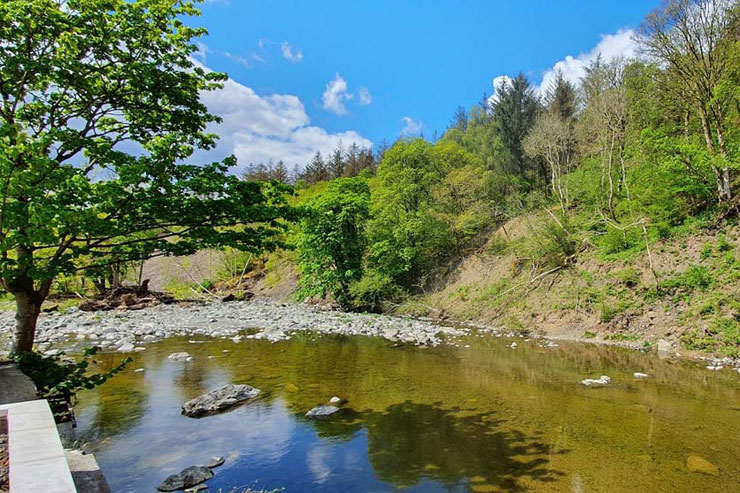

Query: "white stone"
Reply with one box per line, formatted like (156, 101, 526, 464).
(581, 375, 611, 387)
(168, 352, 190, 361)
(633, 372, 649, 379)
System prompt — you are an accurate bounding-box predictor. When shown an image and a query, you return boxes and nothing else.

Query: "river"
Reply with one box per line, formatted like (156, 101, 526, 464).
(63, 331, 740, 492)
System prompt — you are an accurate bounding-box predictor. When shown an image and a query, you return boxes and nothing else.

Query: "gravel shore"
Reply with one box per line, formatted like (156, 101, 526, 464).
(0, 300, 473, 354)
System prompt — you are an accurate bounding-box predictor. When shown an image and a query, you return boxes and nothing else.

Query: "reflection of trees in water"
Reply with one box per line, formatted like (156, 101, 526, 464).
(363, 401, 565, 491)
(70, 370, 149, 444)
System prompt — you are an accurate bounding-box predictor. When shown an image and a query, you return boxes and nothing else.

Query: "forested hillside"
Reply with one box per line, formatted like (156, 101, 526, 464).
(231, 0, 740, 355)
(4, 0, 738, 357)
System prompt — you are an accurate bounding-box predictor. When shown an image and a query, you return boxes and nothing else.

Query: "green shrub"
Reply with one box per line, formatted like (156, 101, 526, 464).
(681, 318, 740, 356)
(349, 271, 404, 312)
(658, 264, 711, 295)
(598, 225, 642, 256)
(616, 267, 640, 287)
(600, 303, 619, 322)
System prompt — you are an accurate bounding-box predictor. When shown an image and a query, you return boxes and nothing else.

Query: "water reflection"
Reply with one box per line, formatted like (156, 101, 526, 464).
(65, 333, 740, 492)
(364, 401, 564, 491)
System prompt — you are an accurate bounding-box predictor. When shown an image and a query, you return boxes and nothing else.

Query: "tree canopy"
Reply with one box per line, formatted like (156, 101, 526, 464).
(0, 0, 293, 351)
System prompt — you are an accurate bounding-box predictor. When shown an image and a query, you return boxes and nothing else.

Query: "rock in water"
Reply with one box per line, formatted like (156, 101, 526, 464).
(633, 372, 649, 379)
(168, 352, 191, 361)
(156, 466, 213, 491)
(182, 384, 261, 417)
(580, 375, 611, 387)
(205, 456, 225, 469)
(306, 405, 341, 419)
(329, 396, 341, 404)
(686, 455, 719, 476)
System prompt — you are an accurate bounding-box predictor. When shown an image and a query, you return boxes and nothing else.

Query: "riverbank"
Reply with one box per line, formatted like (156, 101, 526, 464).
(0, 300, 469, 354)
(1, 300, 738, 372)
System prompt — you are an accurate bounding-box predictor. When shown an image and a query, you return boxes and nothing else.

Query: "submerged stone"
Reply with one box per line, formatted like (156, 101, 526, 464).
(156, 465, 213, 491)
(205, 456, 225, 469)
(633, 372, 649, 379)
(686, 455, 719, 476)
(284, 383, 300, 392)
(182, 384, 260, 417)
(168, 352, 190, 361)
(306, 405, 341, 419)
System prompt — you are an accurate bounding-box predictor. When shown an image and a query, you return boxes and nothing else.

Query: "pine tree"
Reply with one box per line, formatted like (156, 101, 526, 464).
(491, 73, 541, 182)
(449, 105, 468, 132)
(328, 143, 345, 178)
(345, 142, 360, 176)
(544, 70, 578, 121)
(304, 151, 328, 184)
(273, 160, 289, 183)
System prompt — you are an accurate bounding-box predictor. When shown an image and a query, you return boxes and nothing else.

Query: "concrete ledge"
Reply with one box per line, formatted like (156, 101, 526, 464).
(0, 400, 76, 492)
(65, 450, 111, 493)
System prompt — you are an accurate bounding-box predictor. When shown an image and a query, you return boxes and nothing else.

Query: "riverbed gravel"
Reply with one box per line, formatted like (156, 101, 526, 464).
(0, 300, 472, 354)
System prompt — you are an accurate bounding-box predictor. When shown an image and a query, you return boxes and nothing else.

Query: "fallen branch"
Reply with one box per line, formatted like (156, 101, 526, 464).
(492, 263, 567, 302)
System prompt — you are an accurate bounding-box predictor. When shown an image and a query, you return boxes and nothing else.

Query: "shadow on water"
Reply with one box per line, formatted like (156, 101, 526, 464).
(300, 401, 566, 491)
(364, 401, 565, 491)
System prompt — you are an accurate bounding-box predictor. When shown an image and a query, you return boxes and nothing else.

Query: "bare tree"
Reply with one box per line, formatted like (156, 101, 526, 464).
(524, 112, 574, 212)
(579, 57, 629, 219)
(638, 0, 737, 200)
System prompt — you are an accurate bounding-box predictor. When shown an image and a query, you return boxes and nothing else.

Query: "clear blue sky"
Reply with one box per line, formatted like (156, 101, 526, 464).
(193, 0, 658, 168)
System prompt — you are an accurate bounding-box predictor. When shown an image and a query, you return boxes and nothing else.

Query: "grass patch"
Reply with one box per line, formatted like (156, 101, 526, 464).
(682, 317, 740, 357)
(604, 333, 640, 342)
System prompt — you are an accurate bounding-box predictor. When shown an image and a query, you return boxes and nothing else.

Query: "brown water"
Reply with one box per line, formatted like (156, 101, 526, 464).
(65, 332, 740, 492)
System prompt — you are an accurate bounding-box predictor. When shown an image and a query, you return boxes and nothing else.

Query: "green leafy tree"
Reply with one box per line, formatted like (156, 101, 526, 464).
(0, 0, 293, 352)
(638, 0, 739, 201)
(296, 178, 370, 307)
(368, 139, 482, 287)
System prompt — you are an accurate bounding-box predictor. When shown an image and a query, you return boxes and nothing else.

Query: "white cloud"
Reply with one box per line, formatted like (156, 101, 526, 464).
(489, 29, 638, 100)
(280, 42, 303, 63)
(488, 75, 514, 107)
(191, 61, 372, 171)
(358, 86, 372, 105)
(539, 29, 637, 93)
(221, 51, 253, 69)
(400, 116, 423, 136)
(322, 73, 353, 116)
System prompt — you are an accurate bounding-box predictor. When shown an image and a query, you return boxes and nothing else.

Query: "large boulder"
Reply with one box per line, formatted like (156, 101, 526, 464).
(156, 466, 213, 491)
(182, 384, 260, 417)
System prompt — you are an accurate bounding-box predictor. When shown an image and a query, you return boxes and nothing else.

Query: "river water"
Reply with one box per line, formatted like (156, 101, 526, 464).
(64, 332, 740, 492)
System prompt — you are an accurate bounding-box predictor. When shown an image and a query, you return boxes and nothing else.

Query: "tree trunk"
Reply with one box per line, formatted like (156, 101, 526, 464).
(697, 107, 728, 200)
(13, 290, 44, 353)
